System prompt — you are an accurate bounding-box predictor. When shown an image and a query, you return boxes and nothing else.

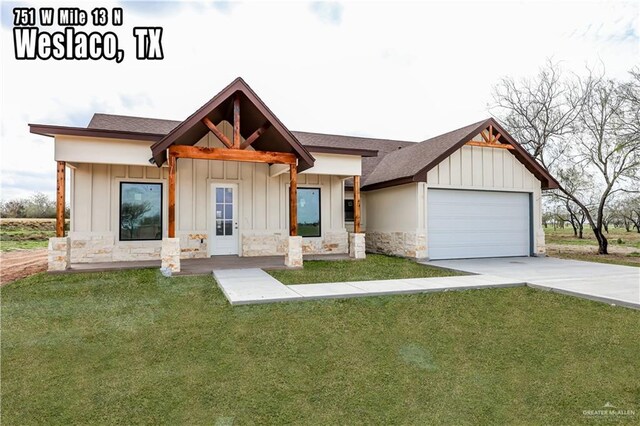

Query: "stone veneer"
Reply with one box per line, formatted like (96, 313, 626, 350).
(161, 238, 181, 272)
(534, 227, 546, 256)
(349, 233, 366, 259)
(285, 236, 303, 268)
(178, 232, 208, 259)
(48, 237, 70, 271)
(365, 231, 427, 259)
(66, 230, 347, 263)
(241, 231, 348, 257)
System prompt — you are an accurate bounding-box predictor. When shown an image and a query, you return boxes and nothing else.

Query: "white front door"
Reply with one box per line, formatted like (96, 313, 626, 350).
(209, 183, 239, 255)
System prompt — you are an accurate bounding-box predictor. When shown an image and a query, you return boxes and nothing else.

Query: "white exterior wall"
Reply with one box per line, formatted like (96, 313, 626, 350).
(363, 183, 427, 258)
(64, 122, 350, 263)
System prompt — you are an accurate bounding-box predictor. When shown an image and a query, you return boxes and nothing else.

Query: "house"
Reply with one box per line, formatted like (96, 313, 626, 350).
(30, 77, 558, 272)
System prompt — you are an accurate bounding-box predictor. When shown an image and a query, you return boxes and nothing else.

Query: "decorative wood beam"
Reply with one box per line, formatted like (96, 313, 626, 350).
(465, 141, 514, 150)
(353, 175, 361, 234)
(480, 130, 491, 143)
(56, 161, 65, 237)
(202, 117, 232, 149)
(494, 133, 502, 142)
(233, 94, 240, 149)
(289, 163, 297, 237)
(168, 153, 176, 238)
(240, 122, 271, 150)
(169, 145, 296, 164)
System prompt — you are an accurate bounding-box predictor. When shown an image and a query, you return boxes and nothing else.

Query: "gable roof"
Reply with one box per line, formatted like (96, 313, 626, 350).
(362, 117, 558, 190)
(150, 77, 315, 171)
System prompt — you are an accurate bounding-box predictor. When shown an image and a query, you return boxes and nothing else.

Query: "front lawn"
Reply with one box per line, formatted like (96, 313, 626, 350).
(2, 270, 639, 424)
(269, 253, 461, 284)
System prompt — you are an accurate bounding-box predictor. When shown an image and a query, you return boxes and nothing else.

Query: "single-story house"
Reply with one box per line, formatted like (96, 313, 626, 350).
(30, 77, 558, 272)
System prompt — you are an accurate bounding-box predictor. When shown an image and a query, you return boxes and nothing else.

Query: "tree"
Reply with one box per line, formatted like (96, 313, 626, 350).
(492, 61, 640, 254)
(0, 199, 27, 218)
(120, 201, 151, 239)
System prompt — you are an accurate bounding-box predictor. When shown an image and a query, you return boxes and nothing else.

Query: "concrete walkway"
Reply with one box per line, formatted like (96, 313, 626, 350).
(213, 268, 524, 305)
(429, 257, 640, 310)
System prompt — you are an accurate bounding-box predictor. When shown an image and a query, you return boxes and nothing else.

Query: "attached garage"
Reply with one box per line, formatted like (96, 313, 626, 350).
(360, 118, 559, 260)
(427, 189, 531, 260)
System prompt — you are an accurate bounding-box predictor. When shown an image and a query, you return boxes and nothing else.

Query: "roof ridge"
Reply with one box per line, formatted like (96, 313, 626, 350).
(90, 112, 182, 124)
(292, 130, 417, 144)
(418, 118, 490, 143)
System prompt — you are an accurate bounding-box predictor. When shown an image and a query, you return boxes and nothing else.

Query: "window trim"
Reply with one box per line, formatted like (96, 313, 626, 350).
(119, 181, 163, 242)
(296, 187, 322, 238)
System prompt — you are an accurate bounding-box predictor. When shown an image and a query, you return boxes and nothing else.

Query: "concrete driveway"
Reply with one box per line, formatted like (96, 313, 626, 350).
(428, 257, 640, 309)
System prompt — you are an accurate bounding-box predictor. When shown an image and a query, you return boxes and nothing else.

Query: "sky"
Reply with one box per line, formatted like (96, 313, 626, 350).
(1, 0, 638, 200)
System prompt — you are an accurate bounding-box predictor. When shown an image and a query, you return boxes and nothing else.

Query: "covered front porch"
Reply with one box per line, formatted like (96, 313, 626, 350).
(43, 78, 368, 273)
(59, 254, 352, 275)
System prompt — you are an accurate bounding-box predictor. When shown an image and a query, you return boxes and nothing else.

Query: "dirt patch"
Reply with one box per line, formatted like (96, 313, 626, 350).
(0, 249, 48, 285)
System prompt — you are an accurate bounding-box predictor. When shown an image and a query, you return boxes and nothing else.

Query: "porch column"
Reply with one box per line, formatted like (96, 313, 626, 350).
(349, 175, 366, 259)
(285, 163, 302, 267)
(162, 152, 181, 273)
(56, 161, 65, 237)
(168, 153, 176, 238)
(289, 163, 297, 237)
(353, 175, 361, 234)
(49, 161, 70, 271)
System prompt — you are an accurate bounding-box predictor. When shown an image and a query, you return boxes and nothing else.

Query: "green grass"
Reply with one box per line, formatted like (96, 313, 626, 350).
(0, 240, 49, 251)
(545, 226, 640, 249)
(269, 253, 461, 284)
(2, 270, 639, 424)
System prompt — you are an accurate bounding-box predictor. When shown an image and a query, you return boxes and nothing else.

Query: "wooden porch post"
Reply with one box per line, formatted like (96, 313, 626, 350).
(353, 175, 361, 234)
(56, 161, 65, 237)
(168, 153, 176, 238)
(289, 163, 297, 236)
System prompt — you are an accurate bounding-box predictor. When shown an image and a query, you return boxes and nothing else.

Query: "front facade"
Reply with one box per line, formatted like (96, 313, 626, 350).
(32, 78, 557, 272)
(59, 127, 356, 264)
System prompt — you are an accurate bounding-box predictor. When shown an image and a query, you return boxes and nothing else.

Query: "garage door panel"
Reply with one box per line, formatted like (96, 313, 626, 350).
(427, 189, 530, 260)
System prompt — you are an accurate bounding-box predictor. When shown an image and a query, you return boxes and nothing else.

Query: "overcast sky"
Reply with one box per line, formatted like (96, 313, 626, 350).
(1, 0, 638, 200)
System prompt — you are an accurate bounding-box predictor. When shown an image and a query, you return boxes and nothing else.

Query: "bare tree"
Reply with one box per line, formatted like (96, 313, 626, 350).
(492, 61, 640, 254)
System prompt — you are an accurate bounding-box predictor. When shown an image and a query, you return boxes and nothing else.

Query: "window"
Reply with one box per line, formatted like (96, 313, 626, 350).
(344, 199, 354, 221)
(119, 182, 162, 241)
(297, 188, 321, 237)
(215, 187, 234, 236)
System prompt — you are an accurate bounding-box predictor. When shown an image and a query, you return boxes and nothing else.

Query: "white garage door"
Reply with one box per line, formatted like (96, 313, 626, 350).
(427, 189, 531, 260)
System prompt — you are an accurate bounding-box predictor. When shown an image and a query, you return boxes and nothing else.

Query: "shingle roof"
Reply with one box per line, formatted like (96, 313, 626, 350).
(84, 113, 417, 182)
(362, 119, 488, 188)
(88, 113, 180, 134)
(292, 131, 416, 185)
(78, 113, 557, 190)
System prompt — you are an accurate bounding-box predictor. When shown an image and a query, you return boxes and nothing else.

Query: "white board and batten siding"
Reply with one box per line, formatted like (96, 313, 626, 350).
(424, 144, 543, 259)
(62, 121, 353, 259)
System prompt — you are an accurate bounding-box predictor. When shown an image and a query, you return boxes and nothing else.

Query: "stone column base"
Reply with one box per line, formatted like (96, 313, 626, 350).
(349, 233, 366, 259)
(285, 236, 303, 268)
(161, 237, 181, 274)
(48, 237, 70, 271)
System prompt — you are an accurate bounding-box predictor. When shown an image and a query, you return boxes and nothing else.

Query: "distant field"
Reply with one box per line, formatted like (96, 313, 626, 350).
(0, 218, 68, 252)
(544, 226, 640, 267)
